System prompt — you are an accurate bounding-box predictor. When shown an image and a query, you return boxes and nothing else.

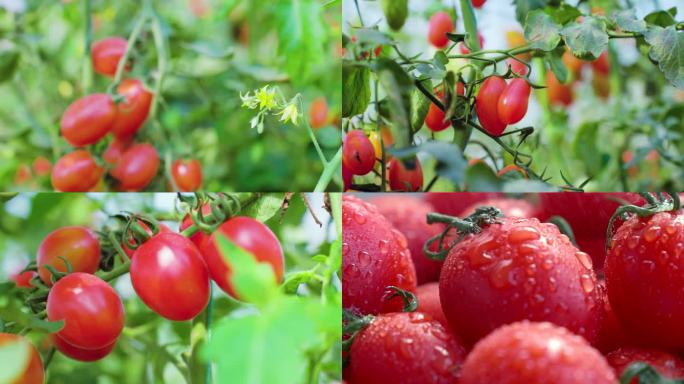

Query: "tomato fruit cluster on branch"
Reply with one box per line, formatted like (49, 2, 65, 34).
(342, 193, 684, 383)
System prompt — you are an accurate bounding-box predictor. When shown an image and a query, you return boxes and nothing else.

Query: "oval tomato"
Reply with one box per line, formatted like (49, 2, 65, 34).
(171, 159, 203, 192)
(51, 150, 102, 192)
(130, 232, 210, 321)
(201, 217, 284, 300)
(111, 79, 152, 139)
(91, 37, 129, 77)
(388, 157, 423, 192)
(309, 97, 329, 129)
(60, 94, 117, 147)
(111, 143, 160, 191)
(47, 273, 124, 350)
(475, 76, 507, 136)
(53, 335, 116, 362)
(37, 226, 100, 285)
(342, 130, 375, 176)
(428, 12, 454, 49)
(0, 333, 44, 384)
(424, 91, 451, 132)
(497, 78, 531, 125)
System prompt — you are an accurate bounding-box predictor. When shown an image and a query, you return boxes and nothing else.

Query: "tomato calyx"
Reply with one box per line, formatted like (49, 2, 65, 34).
(117, 214, 164, 256)
(382, 286, 418, 312)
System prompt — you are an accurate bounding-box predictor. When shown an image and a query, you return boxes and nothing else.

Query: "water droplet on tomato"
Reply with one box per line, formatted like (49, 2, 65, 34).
(523, 277, 536, 294)
(580, 274, 595, 293)
(548, 276, 557, 292)
(392, 229, 408, 248)
(627, 235, 640, 249)
(518, 243, 539, 256)
(469, 250, 495, 266)
(398, 337, 414, 359)
(641, 259, 656, 272)
(353, 210, 367, 224)
(643, 225, 660, 242)
(489, 259, 514, 288)
(575, 251, 593, 270)
(542, 258, 554, 270)
(357, 250, 370, 267)
(665, 223, 677, 235)
(525, 263, 537, 275)
(378, 239, 389, 255)
(508, 226, 540, 243)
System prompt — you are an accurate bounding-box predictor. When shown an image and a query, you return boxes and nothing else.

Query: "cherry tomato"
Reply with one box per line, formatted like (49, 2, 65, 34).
(14, 164, 31, 184)
(428, 12, 454, 49)
(471, 0, 486, 8)
(342, 195, 416, 315)
(51, 150, 102, 192)
(342, 163, 353, 191)
(508, 58, 528, 75)
(309, 97, 329, 129)
(475, 76, 507, 136)
(201, 217, 284, 300)
(425, 192, 501, 217)
(11, 270, 36, 288)
(606, 347, 684, 383)
(171, 159, 203, 192)
(591, 51, 610, 75)
(91, 37, 129, 77)
(415, 282, 449, 328)
(60, 94, 116, 147)
(0, 333, 44, 384)
(179, 203, 214, 253)
(111, 143, 160, 191)
(111, 79, 152, 139)
(32, 156, 51, 176)
(131, 232, 210, 321)
(53, 335, 116, 362)
(425, 91, 451, 132)
(458, 33, 484, 54)
(460, 321, 616, 384)
(388, 157, 423, 192)
(596, 281, 633, 353)
(547, 70, 574, 106)
(122, 221, 173, 258)
(459, 197, 538, 218)
(47, 273, 124, 350)
(102, 136, 133, 165)
(37, 226, 100, 286)
(497, 78, 531, 125)
(342, 130, 375, 176)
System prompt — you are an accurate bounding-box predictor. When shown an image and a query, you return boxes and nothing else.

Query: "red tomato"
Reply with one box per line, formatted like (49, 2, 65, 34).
(122, 221, 173, 258)
(37, 226, 100, 286)
(497, 78, 531, 125)
(415, 282, 449, 328)
(47, 273, 124, 350)
(606, 347, 684, 383)
(475, 76, 507, 136)
(179, 203, 214, 253)
(309, 97, 329, 129)
(592, 73, 610, 99)
(342, 162, 353, 191)
(342, 130, 375, 176)
(171, 159, 203, 192)
(201, 217, 284, 300)
(348, 312, 466, 384)
(508, 58, 528, 75)
(11, 270, 37, 288)
(605, 209, 684, 349)
(428, 12, 454, 49)
(425, 192, 501, 217)
(53, 335, 115, 362)
(562, 49, 585, 79)
(459, 197, 538, 218)
(591, 51, 610, 75)
(130, 232, 210, 321)
(102, 136, 133, 165)
(60, 94, 116, 147)
(425, 91, 451, 132)
(458, 33, 484, 54)
(111, 79, 152, 139)
(547, 70, 574, 106)
(388, 157, 423, 192)
(51, 150, 102, 192)
(342, 195, 417, 315)
(91, 37, 129, 77)
(460, 321, 616, 384)
(440, 216, 602, 345)
(111, 143, 160, 191)
(471, 0, 486, 8)
(0, 333, 44, 384)
(14, 164, 31, 184)
(32, 156, 52, 176)
(370, 196, 444, 283)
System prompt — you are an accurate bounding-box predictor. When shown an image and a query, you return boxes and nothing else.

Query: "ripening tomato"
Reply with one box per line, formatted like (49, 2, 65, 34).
(37, 226, 100, 285)
(60, 94, 117, 147)
(111, 79, 152, 139)
(606, 347, 684, 383)
(171, 159, 203, 192)
(122, 221, 173, 258)
(53, 335, 116, 362)
(32, 156, 51, 176)
(425, 91, 451, 132)
(459, 33, 484, 54)
(388, 157, 423, 192)
(131, 232, 210, 321)
(47, 273, 124, 350)
(309, 97, 329, 129)
(497, 78, 531, 125)
(591, 51, 610, 75)
(51, 150, 102, 192)
(546, 70, 574, 106)
(342, 130, 375, 176)
(475, 76, 507, 136)
(179, 203, 214, 252)
(459, 197, 538, 219)
(11, 270, 37, 288)
(0, 333, 44, 384)
(111, 143, 160, 191)
(471, 0, 486, 8)
(201, 217, 284, 300)
(428, 12, 454, 49)
(91, 37, 129, 77)
(102, 136, 133, 165)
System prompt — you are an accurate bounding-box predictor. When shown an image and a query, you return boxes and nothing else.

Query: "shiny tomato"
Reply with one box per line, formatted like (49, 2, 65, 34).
(47, 273, 124, 350)
(111, 79, 152, 139)
(471, 0, 486, 7)
(53, 335, 115, 362)
(102, 136, 133, 165)
(428, 12, 454, 49)
(547, 70, 574, 106)
(60, 94, 116, 147)
(424, 91, 450, 132)
(111, 143, 160, 191)
(475, 76, 507, 136)
(0, 333, 44, 384)
(342, 130, 375, 176)
(91, 37, 129, 77)
(415, 283, 449, 328)
(606, 347, 684, 383)
(11, 270, 37, 288)
(179, 203, 214, 252)
(459, 197, 538, 218)
(508, 58, 528, 75)
(37, 226, 100, 285)
(388, 157, 423, 192)
(122, 221, 173, 258)
(130, 232, 210, 321)
(309, 97, 329, 129)
(51, 150, 102, 192)
(497, 78, 531, 125)
(201, 217, 284, 300)
(171, 159, 203, 192)
(32, 156, 52, 176)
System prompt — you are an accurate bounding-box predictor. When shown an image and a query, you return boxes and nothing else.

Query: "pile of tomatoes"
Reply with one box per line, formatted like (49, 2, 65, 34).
(4, 203, 284, 382)
(342, 192, 684, 383)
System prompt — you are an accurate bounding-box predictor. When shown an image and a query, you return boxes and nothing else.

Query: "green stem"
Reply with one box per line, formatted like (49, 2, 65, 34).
(314, 147, 342, 192)
(81, 0, 92, 94)
(459, 0, 481, 58)
(110, 13, 148, 91)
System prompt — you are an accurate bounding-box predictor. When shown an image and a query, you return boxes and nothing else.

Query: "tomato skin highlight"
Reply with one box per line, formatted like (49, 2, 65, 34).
(130, 232, 210, 321)
(47, 273, 125, 350)
(460, 321, 616, 384)
(60, 94, 116, 147)
(428, 12, 454, 49)
(111, 79, 152, 139)
(606, 347, 684, 383)
(475, 76, 507, 136)
(342, 130, 376, 176)
(201, 217, 284, 300)
(91, 37, 128, 77)
(309, 97, 329, 129)
(37, 226, 101, 286)
(424, 91, 451, 132)
(111, 143, 160, 191)
(497, 78, 531, 124)
(171, 159, 203, 192)
(0, 333, 44, 384)
(122, 221, 173, 259)
(53, 335, 116, 362)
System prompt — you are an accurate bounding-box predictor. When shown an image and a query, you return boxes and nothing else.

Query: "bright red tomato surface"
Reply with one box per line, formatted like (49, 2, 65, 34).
(591, 51, 610, 75)
(309, 97, 329, 129)
(460, 321, 616, 384)
(428, 12, 454, 49)
(0, 333, 44, 384)
(425, 192, 501, 217)
(47, 273, 124, 350)
(201, 217, 284, 300)
(11, 270, 37, 288)
(424, 91, 451, 132)
(102, 136, 133, 165)
(37, 226, 100, 285)
(497, 78, 531, 125)
(475, 76, 507, 136)
(171, 159, 203, 192)
(130, 232, 210, 321)
(343, 130, 376, 176)
(471, 0, 486, 8)
(596, 280, 632, 353)
(51, 150, 102, 192)
(179, 203, 214, 252)
(53, 335, 116, 362)
(111, 79, 152, 138)
(388, 157, 423, 192)
(547, 70, 574, 106)
(60, 94, 116, 147)
(91, 37, 128, 77)
(415, 282, 449, 328)
(459, 197, 538, 219)
(606, 347, 684, 383)
(111, 143, 160, 191)
(32, 156, 51, 176)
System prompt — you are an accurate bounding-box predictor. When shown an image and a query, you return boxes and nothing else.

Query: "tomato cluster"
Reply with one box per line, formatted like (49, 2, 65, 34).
(474, 76, 531, 136)
(343, 192, 684, 383)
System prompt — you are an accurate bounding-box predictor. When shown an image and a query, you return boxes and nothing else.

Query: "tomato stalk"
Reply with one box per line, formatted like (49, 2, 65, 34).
(80, 0, 93, 94)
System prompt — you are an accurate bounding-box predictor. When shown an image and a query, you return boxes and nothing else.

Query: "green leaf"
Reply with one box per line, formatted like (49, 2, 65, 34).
(573, 122, 605, 175)
(342, 61, 371, 117)
(0, 338, 31, 384)
(465, 163, 502, 191)
(544, 4, 582, 25)
(241, 194, 284, 222)
(373, 58, 414, 149)
(410, 90, 430, 134)
(644, 8, 677, 27)
(391, 141, 466, 186)
(514, 0, 558, 25)
(561, 17, 609, 60)
(524, 10, 562, 51)
(547, 48, 569, 84)
(0, 40, 19, 83)
(643, 26, 684, 89)
(328, 239, 341, 272)
(380, 0, 408, 31)
(611, 9, 647, 33)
